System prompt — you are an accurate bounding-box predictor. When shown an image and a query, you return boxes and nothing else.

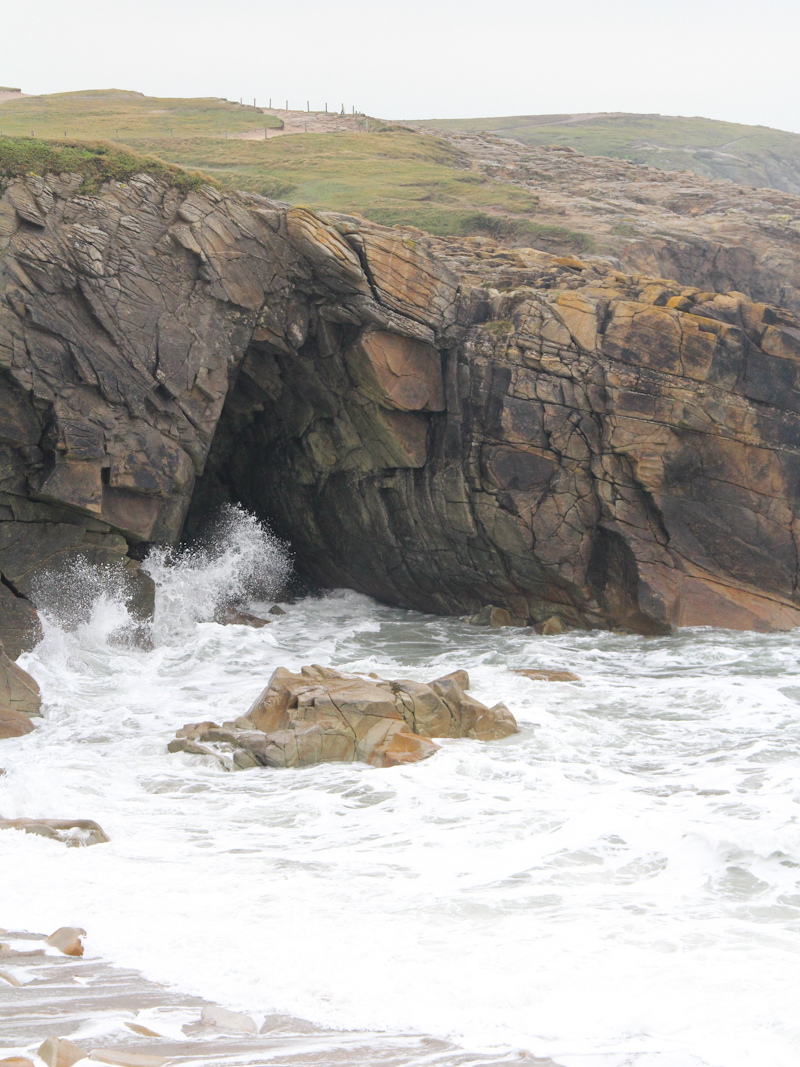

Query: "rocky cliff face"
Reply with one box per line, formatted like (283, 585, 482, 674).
(430, 131, 800, 320)
(3, 167, 800, 648)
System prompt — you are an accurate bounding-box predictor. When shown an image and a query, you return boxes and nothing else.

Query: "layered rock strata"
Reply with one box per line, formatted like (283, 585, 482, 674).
(169, 665, 517, 769)
(2, 167, 800, 640)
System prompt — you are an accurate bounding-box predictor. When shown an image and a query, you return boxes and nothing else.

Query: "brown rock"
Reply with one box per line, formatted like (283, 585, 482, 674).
(0, 818, 108, 846)
(38, 1037, 86, 1067)
(89, 1054, 168, 1067)
(174, 664, 517, 769)
(45, 926, 86, 956)
(537, 616, 568, 636)
(0, 1058, 35, 1067)
(0, 707, 34, 738)
(0, 648, 41, 718)
(433, 669, 471, 690)
(468, 606, 512, 628)
(514, 668, 579, 682)
(345, 329, 445, 412)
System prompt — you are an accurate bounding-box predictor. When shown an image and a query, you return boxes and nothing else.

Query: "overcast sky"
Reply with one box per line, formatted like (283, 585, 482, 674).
(2, 0, 799, 133)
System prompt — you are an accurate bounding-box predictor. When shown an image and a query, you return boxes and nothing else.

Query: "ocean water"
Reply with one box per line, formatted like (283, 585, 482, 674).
(2, 509, 800, 1067)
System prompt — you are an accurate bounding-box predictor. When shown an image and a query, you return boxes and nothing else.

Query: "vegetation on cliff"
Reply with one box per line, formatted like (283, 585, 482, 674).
(0, 136, 212, 194)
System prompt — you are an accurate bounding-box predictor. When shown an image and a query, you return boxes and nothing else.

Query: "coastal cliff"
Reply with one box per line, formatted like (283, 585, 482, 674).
(2, 161, 800, 657)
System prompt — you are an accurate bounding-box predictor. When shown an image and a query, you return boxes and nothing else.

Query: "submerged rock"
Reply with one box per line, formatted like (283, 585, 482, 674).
(214, 605, 270, 628)
(466, 605, 512, 628)
(170, 664, 517, 770)
(200, 1004, 258, 1034)
(0, 817, 109, 846)
(514, 668, 579, 682)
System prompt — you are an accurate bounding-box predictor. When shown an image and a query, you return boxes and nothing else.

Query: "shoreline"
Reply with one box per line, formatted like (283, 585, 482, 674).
(0, 928, 556, 1067)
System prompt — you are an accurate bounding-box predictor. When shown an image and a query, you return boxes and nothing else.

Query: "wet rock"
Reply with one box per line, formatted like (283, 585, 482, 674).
(45, 926, 86, 956)
(0, 643, 41, 719)
(467, 605, 512, 628)
(268, 605, 286, 615)
(0, 1058, 35, 1067)
(0, 817, 109, 846)
(0, 707, 34, 738)
(124, 1023, 164, 1038)
(514, 668, 579, 682)
(200, 1004, 258, 1034)
(89, 1053, 168, 1067)
(38, 1037, 86, 1067)
(536, 616, 568, 636)
(171, 664, 518, 770)
(215, 605, 270, 628)
(0, 970, 22, 986)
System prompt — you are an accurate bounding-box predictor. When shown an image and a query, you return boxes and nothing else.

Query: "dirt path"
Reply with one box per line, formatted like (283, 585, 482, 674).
(229, 107, 374, 139)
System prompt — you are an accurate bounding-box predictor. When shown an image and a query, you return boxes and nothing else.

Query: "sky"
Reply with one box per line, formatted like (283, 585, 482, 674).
(2, 0, 800, 133)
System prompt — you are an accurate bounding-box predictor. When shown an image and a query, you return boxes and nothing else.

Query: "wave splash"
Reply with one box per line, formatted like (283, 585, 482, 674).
(30, 505, 292, 650)
(144, 504, 292, 643)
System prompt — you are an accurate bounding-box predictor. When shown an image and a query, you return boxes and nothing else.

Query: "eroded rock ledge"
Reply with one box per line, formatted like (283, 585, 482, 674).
(2, 168, 800, 646)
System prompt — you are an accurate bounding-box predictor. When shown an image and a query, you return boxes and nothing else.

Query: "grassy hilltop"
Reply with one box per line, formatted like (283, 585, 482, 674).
(422, 112, 800, 194)
(2, 89, 800, 253)
(0, 88, 565, 245)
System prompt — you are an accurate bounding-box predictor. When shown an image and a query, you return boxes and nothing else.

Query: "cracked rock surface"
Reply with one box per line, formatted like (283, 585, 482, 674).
(2, 165, 800, 647)
(169, 665, 517, 769)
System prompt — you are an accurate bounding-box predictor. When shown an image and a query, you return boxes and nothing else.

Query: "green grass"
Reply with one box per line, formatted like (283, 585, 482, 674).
(0, 89, 592, 251)
(423, 113, 800, 191)
(0, 88, 282, 141)
(0, 136, 212, 194)
(119, 127, 547, 239)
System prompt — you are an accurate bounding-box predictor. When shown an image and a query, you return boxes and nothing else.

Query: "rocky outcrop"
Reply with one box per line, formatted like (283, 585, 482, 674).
(3, 166, 800, 636)
(169, 665, 517, 769)
(422, 131, 800, 322)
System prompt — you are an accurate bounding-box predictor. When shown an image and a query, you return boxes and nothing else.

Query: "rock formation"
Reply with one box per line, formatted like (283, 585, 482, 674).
(419, 130, 800, 321)
(2, 161, 800, 649)
(169, 665, 517, 769)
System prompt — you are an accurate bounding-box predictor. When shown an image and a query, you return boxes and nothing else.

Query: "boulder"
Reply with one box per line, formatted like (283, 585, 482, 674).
(45, 926, 86, 956)
(0, 707, 34, 739)
(38, 1038, 86, 1067)
(0, 818, 108, 846)
(514, 668, 579, 682)
(467, 605, 512, 628)
(0, 1059, 35, 1067)
(171, 664, 518, 770)
(536, 616, 568, 636)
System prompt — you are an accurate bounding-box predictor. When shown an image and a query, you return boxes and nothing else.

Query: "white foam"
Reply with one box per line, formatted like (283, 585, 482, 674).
(3, 525, 800, 1066)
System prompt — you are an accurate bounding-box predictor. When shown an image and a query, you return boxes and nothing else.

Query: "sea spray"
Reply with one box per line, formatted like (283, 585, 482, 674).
(144, 504, 293, 643)
(27, 505, 292, 652)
